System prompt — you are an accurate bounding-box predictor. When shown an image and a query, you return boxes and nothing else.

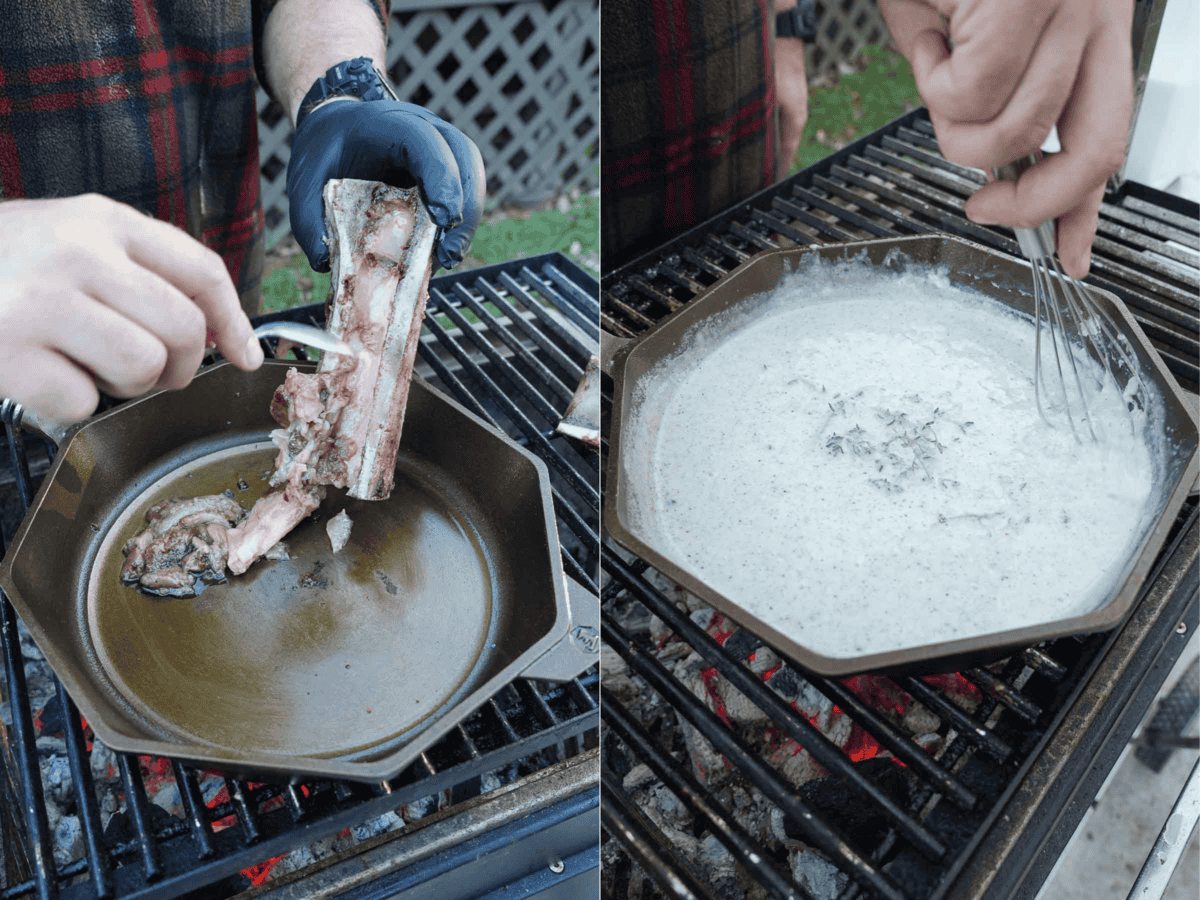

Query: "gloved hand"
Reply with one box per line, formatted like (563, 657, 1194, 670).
(288, 97, 486, 272)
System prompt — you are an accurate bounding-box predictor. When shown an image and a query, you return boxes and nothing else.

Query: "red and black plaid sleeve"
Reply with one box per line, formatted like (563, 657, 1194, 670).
(0, 1, 266, 312)
(0, 2, 388, 315)
(601, 0, 777, 271)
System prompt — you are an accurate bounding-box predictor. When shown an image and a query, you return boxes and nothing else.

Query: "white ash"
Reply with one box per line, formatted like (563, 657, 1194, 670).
(199, 773, 225, 805)
(697, 833, 739, 896)
(17, 618, 43, 659)
(792, 847, 849, 900)
(600, 645, 642, 706)
(265, 818, 406, 884)
(902, 702, 942, 736)
(52, 816, 83, 870)
(794, 678, 836, 722)
(403, 790, 446, 822)
(40, 754, 72, 805)
(89, 739, 118, 785)
(775, 748, 827, 791)
(622, 763, 657, 793)
(22, 659, 57, 717)
(150, 782, 181, 815)
(36, 734, 66, 756)
(747, 646, 780, 677)
(326, 509, 353, 554)
(351, 811, 404, 842)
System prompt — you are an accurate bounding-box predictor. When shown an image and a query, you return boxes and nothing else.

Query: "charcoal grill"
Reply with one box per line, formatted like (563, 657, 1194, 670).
(599, 108, 1199, 900)
(0, 252, 600, 899)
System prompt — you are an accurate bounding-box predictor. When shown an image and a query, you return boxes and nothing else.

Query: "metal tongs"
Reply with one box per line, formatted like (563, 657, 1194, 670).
(252, 322, 354, 357)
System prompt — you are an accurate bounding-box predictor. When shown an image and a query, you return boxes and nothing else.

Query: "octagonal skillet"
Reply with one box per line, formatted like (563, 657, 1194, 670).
(603, 234, 1199, 677)
(0, 360, 598, 782)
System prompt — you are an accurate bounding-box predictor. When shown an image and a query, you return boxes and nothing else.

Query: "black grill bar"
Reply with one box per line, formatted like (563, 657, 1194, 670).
(419, 299, 599, 511)
(602, 549, 949, 862)
(222, 779, 261, 846)
(963, 668, 1041, 723)
(59, 688, 113, 898)
(500, 270, 597, 358)
(116, 757, 162, 882)
(601, 610, 909, 900)
(1018, 647, 1067, 682)
(894, 678, 1012, 763)
(0, 252, 599, 899)
(1118, 194, 1200, 236)
(601, 775, 722, 900)
(430, 289, 572, 433)
(170, 762, 215, 860)
(1098, 200, 1198, 249)
(522, 265, 601, 346)
(0, 599, 55, 900)
(601, 692, 806, 900)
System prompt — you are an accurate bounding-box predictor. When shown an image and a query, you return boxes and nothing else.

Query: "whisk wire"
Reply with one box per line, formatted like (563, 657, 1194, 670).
(995, 153, 1141, 444)
(1049, 256, 1144, 422)
(1037, 258, 1098, 442)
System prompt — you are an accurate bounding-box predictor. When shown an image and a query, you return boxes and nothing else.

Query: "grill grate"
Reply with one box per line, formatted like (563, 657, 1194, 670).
(602, 109, 1199, 394)
(0, 252, 600, 900)
(599, 108, 1199, 900)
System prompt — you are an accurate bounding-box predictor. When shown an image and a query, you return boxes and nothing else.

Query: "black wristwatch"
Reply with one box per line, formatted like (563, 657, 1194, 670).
(296, 56, 393, 128)
(776, 0, 818, 41)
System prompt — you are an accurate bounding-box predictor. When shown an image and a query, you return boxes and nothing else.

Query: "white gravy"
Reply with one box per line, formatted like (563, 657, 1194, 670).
(631, 259, 1160, 659)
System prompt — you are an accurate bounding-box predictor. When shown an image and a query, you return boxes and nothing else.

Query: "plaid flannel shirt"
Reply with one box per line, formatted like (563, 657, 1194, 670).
(0, 0, 388, 314)
(601, 0, 777, 271)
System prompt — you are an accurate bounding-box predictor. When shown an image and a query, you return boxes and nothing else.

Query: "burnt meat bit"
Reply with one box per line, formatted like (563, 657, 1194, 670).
(120, 492, 247, 597)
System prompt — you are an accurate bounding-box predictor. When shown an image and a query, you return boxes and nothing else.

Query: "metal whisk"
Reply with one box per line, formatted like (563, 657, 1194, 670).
(993, 154, 1144, 443)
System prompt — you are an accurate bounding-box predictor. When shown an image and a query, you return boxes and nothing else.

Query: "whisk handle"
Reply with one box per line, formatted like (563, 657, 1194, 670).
(992, 153, 1057, 260)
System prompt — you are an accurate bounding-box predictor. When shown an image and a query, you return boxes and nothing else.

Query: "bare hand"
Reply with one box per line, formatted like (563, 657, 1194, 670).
(776, 36, 810, 180)
(879, 0, 1134, 278)
(0, 195, 264, 424)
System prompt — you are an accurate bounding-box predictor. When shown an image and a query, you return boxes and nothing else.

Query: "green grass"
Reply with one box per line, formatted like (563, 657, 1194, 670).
(260, 262, 330, 314)
(258, 192, 599, 316)
(461, 193, 599, 276)
(789, 44, 923, 175)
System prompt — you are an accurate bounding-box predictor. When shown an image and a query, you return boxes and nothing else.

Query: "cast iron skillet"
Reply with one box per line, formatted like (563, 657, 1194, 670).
(0, 360, 597, 782)
(602, 234, 1199, 676)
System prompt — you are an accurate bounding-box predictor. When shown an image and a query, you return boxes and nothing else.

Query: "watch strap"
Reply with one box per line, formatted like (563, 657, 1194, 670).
(776, 1, 818, 41)
(296, 57, 390, 128)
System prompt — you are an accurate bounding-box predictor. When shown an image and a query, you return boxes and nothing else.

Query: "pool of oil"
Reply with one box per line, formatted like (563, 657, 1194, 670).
(86, 440, 496, 757)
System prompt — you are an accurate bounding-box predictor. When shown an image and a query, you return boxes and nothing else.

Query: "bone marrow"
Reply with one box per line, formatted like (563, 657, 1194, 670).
(121, 181, 437, 595)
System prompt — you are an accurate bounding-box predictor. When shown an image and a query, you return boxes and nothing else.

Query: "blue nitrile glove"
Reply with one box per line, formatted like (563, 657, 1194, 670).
(287, 85, 485, 272)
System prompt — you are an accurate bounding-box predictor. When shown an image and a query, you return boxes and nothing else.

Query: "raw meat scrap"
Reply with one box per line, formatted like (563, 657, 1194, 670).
(326, 510, 353, 554)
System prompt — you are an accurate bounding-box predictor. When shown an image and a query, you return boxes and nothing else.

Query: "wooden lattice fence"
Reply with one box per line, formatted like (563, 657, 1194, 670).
(808, 0, 893, 80)
(257, 0, 599, 245)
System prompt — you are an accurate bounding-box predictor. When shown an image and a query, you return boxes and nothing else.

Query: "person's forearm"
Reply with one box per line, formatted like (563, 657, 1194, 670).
(263, 0, 388, 125)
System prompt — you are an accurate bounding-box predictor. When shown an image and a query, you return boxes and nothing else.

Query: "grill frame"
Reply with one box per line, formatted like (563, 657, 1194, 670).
(0, 251, 600, 900)
(599, 108, 1199, 900)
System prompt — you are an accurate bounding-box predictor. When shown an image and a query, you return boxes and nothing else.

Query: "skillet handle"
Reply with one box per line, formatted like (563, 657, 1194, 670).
(518, 574, 600, 682)
(0, 398, 74, 448)
(599, 330, 634, 378)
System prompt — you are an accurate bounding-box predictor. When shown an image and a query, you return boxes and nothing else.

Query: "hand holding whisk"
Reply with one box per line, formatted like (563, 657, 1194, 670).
(992, 154, 1144, 443)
